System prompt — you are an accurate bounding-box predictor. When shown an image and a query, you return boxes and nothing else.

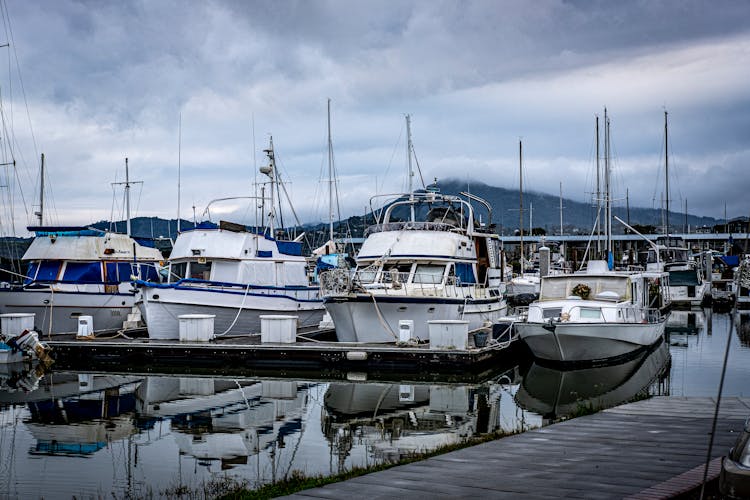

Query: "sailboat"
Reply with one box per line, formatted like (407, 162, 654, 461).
(0, 159, 164, 336)
(319, 116, 508, 343)
(516, 110, 668, 363)
(505, 140, 540, 306)
(644, 111, 709, 308)
(135, 138, 325, 339)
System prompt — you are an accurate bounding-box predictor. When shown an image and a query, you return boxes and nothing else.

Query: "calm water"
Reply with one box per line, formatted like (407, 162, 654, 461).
(1, 309, 748, 499)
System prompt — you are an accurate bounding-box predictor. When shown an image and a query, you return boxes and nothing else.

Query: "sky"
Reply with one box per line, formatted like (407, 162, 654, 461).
(0, 0, 749, 237)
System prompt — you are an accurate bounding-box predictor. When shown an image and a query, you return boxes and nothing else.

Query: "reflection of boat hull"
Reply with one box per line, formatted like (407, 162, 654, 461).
(515, 338, 670, 419)
(324, 382, 430, 417)
(325, 295, 505, 343)
(139, 287, 324, 339)
(517, 320, 666, 363)
(665, 310, 705, 335)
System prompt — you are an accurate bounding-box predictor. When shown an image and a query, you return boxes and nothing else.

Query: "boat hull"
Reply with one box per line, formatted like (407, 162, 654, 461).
(516, 319, 666, 363)
(0, 288, 135, 335)
(324, 295, 507, 343)
(138, 286, 324, 339)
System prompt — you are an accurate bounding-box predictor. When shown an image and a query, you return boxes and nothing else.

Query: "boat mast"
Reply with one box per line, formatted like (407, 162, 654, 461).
(664, 110, 669, 235)
(327, 99, 335, 243)
(36, 153, 44, 226)
(261, 137, 277, 236)
(559, 181, 563, 236)
(604, 109, 612, 261)
(177, 113, 182, 233)
(109, 158, 143, 236)
(519, 139, 524, 277)
(406, 114, 415, 222)
(595, 115, 601, 257)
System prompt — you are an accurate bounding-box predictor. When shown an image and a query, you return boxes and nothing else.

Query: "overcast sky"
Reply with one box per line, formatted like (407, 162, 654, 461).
(0, 0, 748, 236)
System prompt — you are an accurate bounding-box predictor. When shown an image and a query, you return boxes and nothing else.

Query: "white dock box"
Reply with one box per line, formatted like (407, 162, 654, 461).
(0, 313, 35, 336)
(178, 314, 215, 342)
(260, 315, 298, 343)
(428, 320, 469, 350)
(77, 315, 94, 338)
(398, 320, 414, 342)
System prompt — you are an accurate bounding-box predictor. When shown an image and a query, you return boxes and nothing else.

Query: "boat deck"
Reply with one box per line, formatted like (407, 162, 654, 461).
(284, 396, 750, 499)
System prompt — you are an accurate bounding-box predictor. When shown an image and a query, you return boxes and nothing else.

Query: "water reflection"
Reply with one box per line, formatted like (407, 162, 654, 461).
(735, 311, 750, 347)
(1, 308, 749, 498)
(515, 339, 671, 423)
(321, 372, 534, 469)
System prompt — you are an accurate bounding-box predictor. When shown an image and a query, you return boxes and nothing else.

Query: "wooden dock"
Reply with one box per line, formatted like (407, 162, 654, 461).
(284, 396, 750, 499)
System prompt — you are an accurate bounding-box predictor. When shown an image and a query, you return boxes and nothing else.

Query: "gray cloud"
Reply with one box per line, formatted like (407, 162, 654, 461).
(0, 0, 748, 234)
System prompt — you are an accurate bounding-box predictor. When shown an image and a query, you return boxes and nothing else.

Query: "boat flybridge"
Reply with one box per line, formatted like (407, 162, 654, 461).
(0, 226, 163, 336)
(319, 187, 508, 343)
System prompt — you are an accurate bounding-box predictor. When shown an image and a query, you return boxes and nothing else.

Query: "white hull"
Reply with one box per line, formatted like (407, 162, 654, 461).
(516, 320, 665, 363)
(139, 286, 324, 339)
(0, 288, 134, 335)
(325, 295, 507, 343)
(669, 283, 709, 308)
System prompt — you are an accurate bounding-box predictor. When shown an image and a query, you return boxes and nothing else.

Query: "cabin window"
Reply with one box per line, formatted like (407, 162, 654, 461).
(542, 307, 562, 319)
(383, 263, 413, 284)
(190, 261, 212, 280)
(139, 263, 161, 282)
(580, 307, 602, 320)
(32, 260, 62, 283)
(24, 262, 40, 284)
(455, 262, 476, 284)
(62, 262, 102, 283)
(413, 264, 445, 284)
(356, 266, 378, 284)
(170, 262, 187, 283)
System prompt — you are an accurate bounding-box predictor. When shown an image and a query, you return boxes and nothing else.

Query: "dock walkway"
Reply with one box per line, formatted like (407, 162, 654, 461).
(285, 396, 750, 499)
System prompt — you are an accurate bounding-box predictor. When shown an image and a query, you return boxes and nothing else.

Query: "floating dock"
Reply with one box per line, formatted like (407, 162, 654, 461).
(284, 396, 750, 499)
(45, 329, 524, 379)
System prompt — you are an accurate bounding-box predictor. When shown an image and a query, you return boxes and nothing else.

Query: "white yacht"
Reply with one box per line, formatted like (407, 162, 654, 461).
(136, 221, 324, 339)
(136, 140, 324, 340)
(646, 236, 709, 308)
(0, 226, 163, 335)
(516, 109, 667, 364)
(515, 261, 668, 363)
(319, 188, 508, 343)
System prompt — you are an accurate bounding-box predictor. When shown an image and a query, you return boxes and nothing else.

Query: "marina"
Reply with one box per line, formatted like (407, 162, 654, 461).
(1, 308, 748, 498)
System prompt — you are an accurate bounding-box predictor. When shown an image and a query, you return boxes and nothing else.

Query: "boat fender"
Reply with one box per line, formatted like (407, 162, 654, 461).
(346, 351, 368, 361)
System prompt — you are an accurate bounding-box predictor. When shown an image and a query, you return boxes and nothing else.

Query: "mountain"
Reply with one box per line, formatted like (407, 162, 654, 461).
(435, 179, 719, 235)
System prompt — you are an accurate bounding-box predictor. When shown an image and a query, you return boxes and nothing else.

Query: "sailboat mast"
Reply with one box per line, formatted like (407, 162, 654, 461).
(406, 114, 415, 222)
(519, 139, 524, 277)
(125, 158, 131, 237)
(37, 153, 44, 226)
(327, 99, 335, 243)
(664, 110, 669, 235)
(595, 115, 601, 256)
(177, 113, 182, 233)
(604, 109, 612, 258)
(559, 181, 563, 236)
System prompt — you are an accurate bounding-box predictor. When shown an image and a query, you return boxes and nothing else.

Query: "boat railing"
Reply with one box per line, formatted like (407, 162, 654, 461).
(320, 267, 492, 299)
(364, 221, 462, 237)
(526, 303, 663, 324)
